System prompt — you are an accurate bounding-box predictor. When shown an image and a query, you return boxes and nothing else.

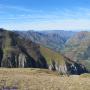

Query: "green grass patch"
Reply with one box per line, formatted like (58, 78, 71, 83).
(40, 46, 65, 65)
(80, 73, 90, 78)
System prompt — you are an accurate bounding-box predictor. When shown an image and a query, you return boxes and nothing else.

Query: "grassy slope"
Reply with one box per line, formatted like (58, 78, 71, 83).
(3, 31, 12, 55)
(40, 45, 65, 65)
(0, 68, 89, 90)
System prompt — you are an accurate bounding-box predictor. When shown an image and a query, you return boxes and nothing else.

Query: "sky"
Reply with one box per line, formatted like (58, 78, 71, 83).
(0, 0, 90, 31)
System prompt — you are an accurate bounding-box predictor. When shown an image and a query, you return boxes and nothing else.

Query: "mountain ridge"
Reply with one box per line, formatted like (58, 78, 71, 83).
(16, 30, 76, 52)
(63, 31, 90, 71)
(0, 28, 88, 75)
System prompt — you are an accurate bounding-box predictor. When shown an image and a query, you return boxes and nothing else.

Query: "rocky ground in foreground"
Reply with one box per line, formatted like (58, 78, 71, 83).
(0, 68, 89, 90)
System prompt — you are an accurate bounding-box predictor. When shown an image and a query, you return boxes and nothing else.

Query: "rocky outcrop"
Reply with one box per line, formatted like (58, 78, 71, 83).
(49, 64, 67, 74)
(49, 56, 88, 75)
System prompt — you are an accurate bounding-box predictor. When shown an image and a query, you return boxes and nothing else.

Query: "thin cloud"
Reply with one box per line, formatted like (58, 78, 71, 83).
(1, 19, 90, 30)
(0, 4, 90, 20)
(0, 4, 42, 13)
(0, 4, 90, 30)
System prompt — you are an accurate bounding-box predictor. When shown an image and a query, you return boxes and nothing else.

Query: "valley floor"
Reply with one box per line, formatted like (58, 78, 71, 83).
(0, 68, 89, 90)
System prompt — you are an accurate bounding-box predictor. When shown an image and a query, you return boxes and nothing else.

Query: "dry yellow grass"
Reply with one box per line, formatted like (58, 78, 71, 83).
(0, 68, 89, 90)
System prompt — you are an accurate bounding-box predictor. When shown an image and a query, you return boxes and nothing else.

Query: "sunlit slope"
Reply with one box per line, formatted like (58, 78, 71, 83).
(40, 45, 65, 65)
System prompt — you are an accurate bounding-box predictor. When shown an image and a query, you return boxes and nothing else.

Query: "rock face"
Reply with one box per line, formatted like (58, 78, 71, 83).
(0, 29, 88, 75)
(49, 56, 87, 75)
(49, 61, 67, 74)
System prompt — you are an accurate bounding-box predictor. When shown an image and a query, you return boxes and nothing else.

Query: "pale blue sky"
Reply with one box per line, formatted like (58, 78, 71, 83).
(0, 0, 90, 30)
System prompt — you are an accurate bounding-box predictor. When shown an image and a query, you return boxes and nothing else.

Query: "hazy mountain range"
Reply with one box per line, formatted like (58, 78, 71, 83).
(0, 28, 88, 75)
(64, 31, 90, 70)
(16, 30, 76, 52)
(16, 30, 90, 71)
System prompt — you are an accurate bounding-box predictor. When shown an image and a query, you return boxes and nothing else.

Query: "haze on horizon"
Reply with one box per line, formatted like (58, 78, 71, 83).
(0, 0, 90, 31)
